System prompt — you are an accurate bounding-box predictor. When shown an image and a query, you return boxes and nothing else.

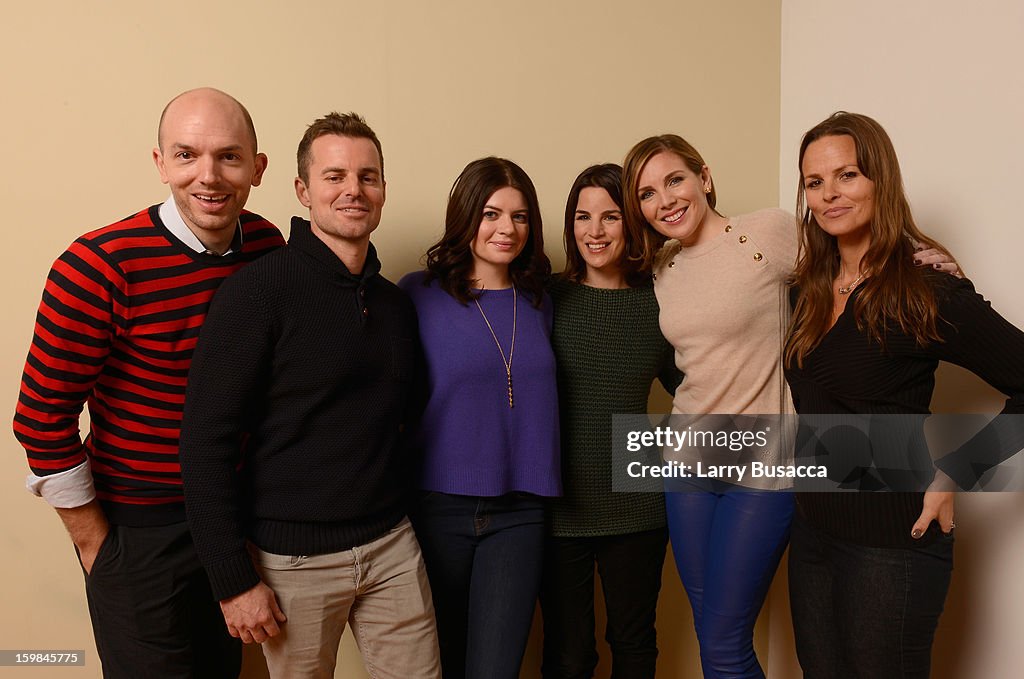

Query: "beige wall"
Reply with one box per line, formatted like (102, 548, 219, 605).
(1, 1, 782, 677)
(780, 1, 1024, 677)
(9, 1, 1020, 677)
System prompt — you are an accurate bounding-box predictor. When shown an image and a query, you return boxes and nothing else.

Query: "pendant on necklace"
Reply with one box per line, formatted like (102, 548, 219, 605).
(474, 287, 517, 410)
(837, 271, 866, 295)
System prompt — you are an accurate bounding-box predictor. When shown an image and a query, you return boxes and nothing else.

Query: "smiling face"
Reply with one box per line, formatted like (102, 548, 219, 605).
(470, 186, 529, 286)
(294, 134, 386, 251)
(573, 186, 625, 282)
(801, 134, 875, 249)
(636, 151, 714, 247)
(153, 89, 267, 247)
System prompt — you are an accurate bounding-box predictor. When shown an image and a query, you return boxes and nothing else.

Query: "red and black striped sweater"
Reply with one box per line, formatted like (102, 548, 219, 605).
(13, 205, 284, 525)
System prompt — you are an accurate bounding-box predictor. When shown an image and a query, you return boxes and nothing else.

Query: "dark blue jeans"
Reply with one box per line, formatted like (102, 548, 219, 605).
(411, 491, 545, 679)
(788, 514, 953, 679)
(664, 483, 793, 679)
(540, 527, 668, 679)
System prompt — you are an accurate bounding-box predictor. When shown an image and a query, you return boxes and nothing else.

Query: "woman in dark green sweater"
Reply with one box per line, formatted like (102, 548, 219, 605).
(540, 164, 680, 678)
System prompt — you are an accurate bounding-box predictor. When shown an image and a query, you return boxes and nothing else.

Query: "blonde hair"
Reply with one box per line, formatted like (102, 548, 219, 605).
(622, 134, 717, 272)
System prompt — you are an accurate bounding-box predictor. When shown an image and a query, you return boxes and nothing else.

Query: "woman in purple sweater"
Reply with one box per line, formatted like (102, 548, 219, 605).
(399, 157, 560, 679)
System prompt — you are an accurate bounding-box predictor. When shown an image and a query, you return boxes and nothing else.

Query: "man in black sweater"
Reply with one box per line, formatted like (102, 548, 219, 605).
(179, 112, 440, 678)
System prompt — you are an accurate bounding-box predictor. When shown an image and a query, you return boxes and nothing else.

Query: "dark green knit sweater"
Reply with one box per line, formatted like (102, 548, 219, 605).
(548, 278, 681, 537)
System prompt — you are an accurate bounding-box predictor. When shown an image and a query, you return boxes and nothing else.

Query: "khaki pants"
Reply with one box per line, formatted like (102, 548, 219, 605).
(252, 518, 441, 679)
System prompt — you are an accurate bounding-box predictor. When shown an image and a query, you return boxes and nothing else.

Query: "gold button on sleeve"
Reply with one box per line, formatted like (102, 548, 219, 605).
(739, 235, 748, 243)
(753, 252, 763, 261)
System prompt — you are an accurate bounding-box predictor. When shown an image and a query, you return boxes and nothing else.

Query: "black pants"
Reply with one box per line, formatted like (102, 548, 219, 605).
(82, 521, 240, 679)
(789, 515, 953, 679)
(539, 528, 668, 679)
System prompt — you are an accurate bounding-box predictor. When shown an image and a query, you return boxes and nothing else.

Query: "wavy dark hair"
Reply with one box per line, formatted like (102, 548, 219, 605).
(425, 157, 550, 306)
(560, 164, 650, 287)
(785, 112, 947, 368)
(622, 134, 720, 272)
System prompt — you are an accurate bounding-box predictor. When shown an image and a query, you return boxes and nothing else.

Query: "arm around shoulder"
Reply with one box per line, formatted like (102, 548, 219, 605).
(931, 276, 1024, 488)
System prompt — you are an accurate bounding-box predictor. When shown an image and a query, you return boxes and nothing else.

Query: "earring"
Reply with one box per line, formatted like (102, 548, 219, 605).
(704, 186, 711, 194)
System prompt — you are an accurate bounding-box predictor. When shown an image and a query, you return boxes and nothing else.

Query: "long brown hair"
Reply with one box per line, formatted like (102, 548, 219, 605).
(622, 134, 719, 272)
(425, 157, 550, 306)
(785, 112, 946, 368)
(560, 163, 649, 287)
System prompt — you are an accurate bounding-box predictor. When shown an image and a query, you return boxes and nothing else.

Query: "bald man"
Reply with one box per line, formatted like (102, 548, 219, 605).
(13, 88, 285, 678)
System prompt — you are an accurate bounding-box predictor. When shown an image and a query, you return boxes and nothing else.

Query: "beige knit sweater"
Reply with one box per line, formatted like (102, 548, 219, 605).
(654, 208, 798, 487)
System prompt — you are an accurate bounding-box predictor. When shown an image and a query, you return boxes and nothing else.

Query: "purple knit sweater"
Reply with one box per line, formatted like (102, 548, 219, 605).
(399, 271, 561, 497)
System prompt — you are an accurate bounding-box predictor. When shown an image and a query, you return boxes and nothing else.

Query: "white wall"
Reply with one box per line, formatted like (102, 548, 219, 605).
(780, 2, 1024, 677)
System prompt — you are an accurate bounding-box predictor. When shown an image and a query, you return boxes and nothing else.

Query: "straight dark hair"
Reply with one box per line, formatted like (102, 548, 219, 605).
(560, 163, 650, 287)
(425, 157, 550, 306)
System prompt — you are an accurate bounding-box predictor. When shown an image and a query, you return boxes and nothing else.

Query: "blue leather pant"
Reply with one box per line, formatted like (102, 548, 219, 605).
(664, 482, 793, 679)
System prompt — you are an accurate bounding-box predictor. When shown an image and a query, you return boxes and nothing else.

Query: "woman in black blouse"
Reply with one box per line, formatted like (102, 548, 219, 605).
(784, 111, 1024, 678)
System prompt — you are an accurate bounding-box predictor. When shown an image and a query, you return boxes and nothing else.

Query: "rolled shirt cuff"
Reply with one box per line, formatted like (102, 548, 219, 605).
(26, 461, 97, 508)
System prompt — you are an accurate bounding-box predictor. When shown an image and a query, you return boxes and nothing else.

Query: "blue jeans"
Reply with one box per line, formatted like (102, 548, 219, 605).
(664, 483, 793, 679)
(540, 528, 668, 679)
(411, 491, 545, 679)
(788, 514, 953, 678)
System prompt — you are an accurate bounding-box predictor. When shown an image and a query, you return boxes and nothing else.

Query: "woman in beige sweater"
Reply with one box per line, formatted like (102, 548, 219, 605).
(620, 133, 955, 679)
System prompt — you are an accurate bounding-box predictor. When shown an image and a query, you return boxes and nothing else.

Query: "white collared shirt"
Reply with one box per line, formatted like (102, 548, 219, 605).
(159, 196, 241, 255)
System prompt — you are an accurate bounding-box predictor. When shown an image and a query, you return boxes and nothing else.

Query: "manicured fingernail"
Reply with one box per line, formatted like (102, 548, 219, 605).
(912, 529, 923, 538)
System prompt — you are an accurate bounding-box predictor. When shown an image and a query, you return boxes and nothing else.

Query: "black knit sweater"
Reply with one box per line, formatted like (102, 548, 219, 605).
(180, 217, 420, 600)
(785, 273, 1024, 547)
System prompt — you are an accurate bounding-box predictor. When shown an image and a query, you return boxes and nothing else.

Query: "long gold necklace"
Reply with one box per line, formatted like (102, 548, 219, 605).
(473, 287, 516, 408)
